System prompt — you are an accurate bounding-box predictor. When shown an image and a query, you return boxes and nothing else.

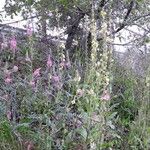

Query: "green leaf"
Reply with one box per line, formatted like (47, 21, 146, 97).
(144, 38, 150, 43)
(107, 121, 115, 130)
(76, 127, 87, 141)
(108, 112, 118, 120)
(27, 0, 34, 5)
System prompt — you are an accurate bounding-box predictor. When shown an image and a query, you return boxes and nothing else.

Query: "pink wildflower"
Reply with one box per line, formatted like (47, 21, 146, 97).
(27, 141, 34, 150)
(60, 61, 71, 69)
(5, 77, 12, 84)
(60, 61, 65, 68)
(33, 68, 41, 78)
(66, 61, 71, 68)
(91, 112, 100, 122)
(52, 75, 60, 82)
(3, 94, 9, 101)
(52, 75, 62, 89)
(1, 42, 8, 49)
(4, 69, 11, 78)
(29, 80, 35, 86)
(76, 120, 82, 128)
(29, 80, 35, 88)
(47, 54, 52, 68)
(10, 37, 17, 52)
(101, 90, 110, 101)
(48, 12, 53, 17)
(27, 27, 33, 37)
(4, 69, 12, 84)
(7, 110, 12, 121)
(13, 65, 18, 72)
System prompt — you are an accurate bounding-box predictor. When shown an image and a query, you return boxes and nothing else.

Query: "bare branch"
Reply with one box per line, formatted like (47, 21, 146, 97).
(113, 13, 150, 34)
(114, 1, 134, 34)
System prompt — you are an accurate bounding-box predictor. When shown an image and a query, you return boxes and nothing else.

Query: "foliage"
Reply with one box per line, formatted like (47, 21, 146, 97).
(0, 0, 150, 149)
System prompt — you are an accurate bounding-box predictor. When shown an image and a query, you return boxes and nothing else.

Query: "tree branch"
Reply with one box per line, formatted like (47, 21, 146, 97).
(114, 0, 134, 33)
(113, 12, 150, 34)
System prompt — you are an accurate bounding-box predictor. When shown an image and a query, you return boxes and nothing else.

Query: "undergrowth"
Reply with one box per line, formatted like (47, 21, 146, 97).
(0, 37, 150, 150)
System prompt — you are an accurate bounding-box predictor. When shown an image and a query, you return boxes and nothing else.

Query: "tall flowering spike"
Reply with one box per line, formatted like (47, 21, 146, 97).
(10, 37, 17, 52)
(47, 54, 52, 68)
(27, 27, 33, 37)
(101, 90, 111, 101)
(33, 68, 41, 78)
